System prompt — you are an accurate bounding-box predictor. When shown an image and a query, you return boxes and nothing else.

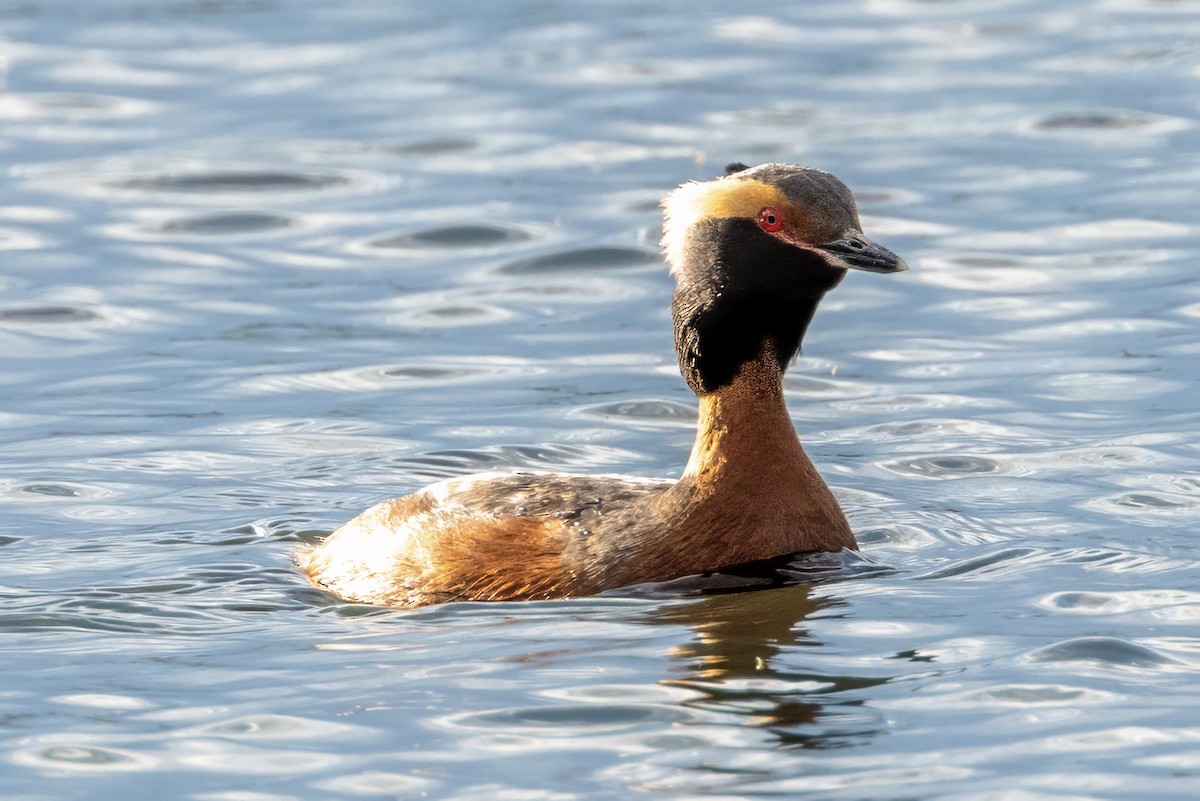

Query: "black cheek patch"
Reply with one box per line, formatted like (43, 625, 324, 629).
(671, 219, 844, 394)
(674, 299, 821, 394)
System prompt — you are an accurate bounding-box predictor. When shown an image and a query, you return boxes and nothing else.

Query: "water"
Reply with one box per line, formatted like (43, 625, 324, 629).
(2, 0, 1199, 798)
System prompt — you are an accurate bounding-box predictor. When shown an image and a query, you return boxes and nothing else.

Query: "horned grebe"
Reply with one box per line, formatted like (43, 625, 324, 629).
(303, 162, 906, 607)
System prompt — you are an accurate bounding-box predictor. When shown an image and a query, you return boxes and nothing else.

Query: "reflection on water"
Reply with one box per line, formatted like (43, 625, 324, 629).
(653, 584, 890, 750)
(2, 0, 1200, 798)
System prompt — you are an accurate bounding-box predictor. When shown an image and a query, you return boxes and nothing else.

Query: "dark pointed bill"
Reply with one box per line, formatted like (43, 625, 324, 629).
(819, 235, 908, 274)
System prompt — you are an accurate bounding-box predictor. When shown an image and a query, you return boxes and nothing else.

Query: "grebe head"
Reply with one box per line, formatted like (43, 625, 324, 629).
(662, 162, 906, 394)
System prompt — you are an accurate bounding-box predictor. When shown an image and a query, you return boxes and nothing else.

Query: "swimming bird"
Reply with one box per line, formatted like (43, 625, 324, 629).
(303, 162, 906, 607)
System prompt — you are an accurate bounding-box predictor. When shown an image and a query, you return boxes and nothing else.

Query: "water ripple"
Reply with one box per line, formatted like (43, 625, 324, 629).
(573, 399, 696, 429)
(1040, 589, 1200, 617)
(371, 224, 535, 250)
(12, 744, 156, 773)
(156, 212, 295, 236)
(441, 702, 693, 733)
(496, 246, 658, 275)
(0, 92, 157, 121)
(1027, 636, 1179, 670)
(882, 455, 1004, 478)
(0, 226, 51, 250)
(916, 547, 1043, 580)
(234, 357, 543, 394)
(0, 305, 101, 324)
(1023, 108, 1190, 138)
(112, 171, 352, 194)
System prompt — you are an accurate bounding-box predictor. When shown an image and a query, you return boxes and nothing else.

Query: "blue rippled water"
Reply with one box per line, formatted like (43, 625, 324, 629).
(3, 1, 1199, 799)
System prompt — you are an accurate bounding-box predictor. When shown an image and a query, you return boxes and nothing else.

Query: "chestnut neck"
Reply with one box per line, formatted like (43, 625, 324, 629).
(682, 341, 807, 486)
(591, 340, 854, 589)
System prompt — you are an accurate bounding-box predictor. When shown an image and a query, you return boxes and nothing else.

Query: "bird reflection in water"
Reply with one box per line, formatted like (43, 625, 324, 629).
(643, 561, 889, 749)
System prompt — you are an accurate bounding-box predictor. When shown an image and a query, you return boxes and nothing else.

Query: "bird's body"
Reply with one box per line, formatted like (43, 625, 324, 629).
(303, 163, 905, 607)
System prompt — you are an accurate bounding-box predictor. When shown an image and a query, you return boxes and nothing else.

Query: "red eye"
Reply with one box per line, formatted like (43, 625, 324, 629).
(757, 207, 784, 233)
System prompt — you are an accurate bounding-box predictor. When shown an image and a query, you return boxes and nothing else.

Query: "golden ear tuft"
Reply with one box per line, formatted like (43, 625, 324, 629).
(661, 178, 789, 272)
